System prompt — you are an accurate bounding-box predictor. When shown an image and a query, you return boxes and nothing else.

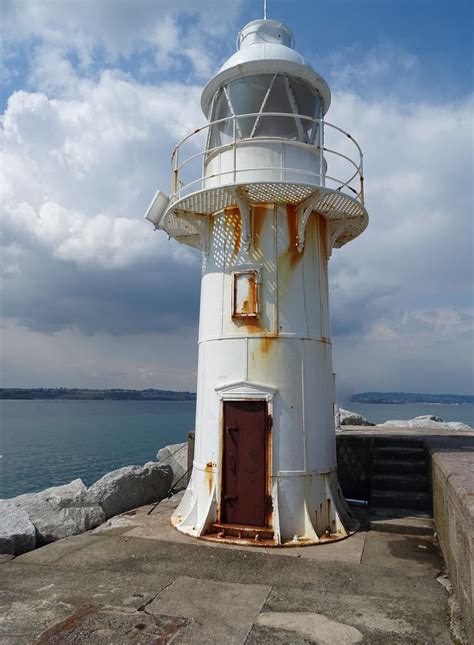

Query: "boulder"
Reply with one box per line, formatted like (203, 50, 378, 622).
(156, 442, 189, 491)
(89, 462, 173, 520)
(11, 479, 105, 545)
(339, 408, 374, 426)
(379, 416, 473, 431)
(0, 501, 36, 555)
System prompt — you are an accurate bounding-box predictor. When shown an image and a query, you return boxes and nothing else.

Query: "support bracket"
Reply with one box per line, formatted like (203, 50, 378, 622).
(295, 190, 322, 252)
(225, 187, 252, 252)
(175, 210, 211, 257)
(328, 221, 347, 257)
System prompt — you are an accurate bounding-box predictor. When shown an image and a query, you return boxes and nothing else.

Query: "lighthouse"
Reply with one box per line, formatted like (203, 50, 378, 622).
(146, 17, 368, 545)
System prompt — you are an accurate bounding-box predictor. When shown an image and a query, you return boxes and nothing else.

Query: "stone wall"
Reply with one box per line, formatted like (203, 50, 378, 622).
(429, 443, 474, 642)
(335, 435, 374, 501)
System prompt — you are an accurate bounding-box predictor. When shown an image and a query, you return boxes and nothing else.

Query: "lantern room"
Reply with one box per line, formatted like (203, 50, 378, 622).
(201, 19, 330, 190)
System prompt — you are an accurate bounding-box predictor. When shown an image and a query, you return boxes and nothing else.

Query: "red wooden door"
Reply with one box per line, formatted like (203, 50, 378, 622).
(222, 400, 267, 527)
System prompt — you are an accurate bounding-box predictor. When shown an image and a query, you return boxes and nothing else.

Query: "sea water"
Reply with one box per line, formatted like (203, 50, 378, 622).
(0, 400, 195, 499)
(0, 398, 472, 499)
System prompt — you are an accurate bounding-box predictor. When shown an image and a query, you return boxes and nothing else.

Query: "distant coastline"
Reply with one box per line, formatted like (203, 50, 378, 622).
(2, 388, 472, 405)
(352, 392, 474, 405)
(0, 388, 196, 401)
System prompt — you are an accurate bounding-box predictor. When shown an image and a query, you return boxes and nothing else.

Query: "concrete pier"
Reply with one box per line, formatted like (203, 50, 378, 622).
(0, 493, 458, 643)
(1, 424, 472, 643)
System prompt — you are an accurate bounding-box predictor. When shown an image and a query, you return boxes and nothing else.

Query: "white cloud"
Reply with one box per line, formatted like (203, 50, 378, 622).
(1, 0, 244, 81)
(0, 3, 472, 392)
(0, 323, 198, 390)
(328, 91, 473, 298)
(328, 42, 417, 85)
(1, 75, 472, 388)
(334, 306, 474, 396)
(1, 72, 205, 269)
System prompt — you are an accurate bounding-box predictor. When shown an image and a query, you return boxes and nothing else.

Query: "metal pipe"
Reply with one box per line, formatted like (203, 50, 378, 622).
(345, 498, 369, 507)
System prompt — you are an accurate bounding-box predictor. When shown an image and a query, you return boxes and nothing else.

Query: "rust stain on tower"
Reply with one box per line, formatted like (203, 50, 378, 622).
(286, 204, 302, 268)
(224, 206, 241, 258)
(252, 204, 269, 249)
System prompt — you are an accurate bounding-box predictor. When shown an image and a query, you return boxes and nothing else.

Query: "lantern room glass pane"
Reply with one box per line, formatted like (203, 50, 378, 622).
(207, 74, 321, 148)
(290, 78, 321, 141)
(227, 75, 272, 138)
(255, 75, 295, 138)
(208, 88, 233, 149)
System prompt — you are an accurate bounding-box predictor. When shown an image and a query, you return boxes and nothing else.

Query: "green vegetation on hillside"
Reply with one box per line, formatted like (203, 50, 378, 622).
(0, 388, 196, 401)
(352, 392, 473, 405)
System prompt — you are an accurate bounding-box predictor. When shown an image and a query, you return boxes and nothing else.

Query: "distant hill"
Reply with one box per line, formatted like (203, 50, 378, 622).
(0, 388, 196, 401)
(351, 392, 474, 405)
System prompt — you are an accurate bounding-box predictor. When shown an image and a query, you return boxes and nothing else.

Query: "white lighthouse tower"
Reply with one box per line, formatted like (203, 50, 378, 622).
(146, 17, 368, 545)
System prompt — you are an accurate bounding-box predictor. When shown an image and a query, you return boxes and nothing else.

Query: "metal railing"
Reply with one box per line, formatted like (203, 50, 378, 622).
(170, 112, 364, 205)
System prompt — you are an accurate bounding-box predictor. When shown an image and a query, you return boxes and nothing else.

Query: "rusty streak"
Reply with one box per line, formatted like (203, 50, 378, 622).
(224, 206, 241, 258)
(204, 461, 214, 496)
(244, 273, 258, 315)
(260, 335, 276, 355)
(286, 204, 303, 268)
(318, 214, 328, 263)
(252, 204, 269, 249)
(245, 321, 263, 333)
(36, 607, 97, 644)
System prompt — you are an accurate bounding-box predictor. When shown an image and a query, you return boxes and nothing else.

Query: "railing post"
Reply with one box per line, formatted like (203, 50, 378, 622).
(359, 154, 365, 203)
(172, 147, 179, 198)
(201, 137, 205, 192)
(321, 111, 326, 188)
(233, 115, 237, 183)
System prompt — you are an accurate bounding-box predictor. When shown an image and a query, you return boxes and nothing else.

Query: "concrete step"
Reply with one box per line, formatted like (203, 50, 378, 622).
(370, 489, 432, 511)
(374, 439, 424, 449)
(374, 446, 426, 461)
(371, 474, 428, 492)
(369, 508, 435, 536)
(373, 459, 426, 475)
(211, 523, 274, 541)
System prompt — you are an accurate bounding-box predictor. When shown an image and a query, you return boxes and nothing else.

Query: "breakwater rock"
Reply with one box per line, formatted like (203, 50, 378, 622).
(337, 409, 472, 432)
(156, 442, 189, 491)
(0, 501, 36, 555)
(12, 479, 105, 546)
(337, 408, 374, 427)
(89, 462, 172, 520)
(378, 415, 472, 432)
(1, 462, 173, 556)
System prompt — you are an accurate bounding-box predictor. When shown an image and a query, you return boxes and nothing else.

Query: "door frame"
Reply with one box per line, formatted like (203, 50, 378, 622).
(215, 381, 275, 528)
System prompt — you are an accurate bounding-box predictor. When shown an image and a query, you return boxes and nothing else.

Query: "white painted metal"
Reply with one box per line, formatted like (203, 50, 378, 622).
(146, 18, 368, 545)
(144, 190, 169, 227)
(202, 20, 330, 116)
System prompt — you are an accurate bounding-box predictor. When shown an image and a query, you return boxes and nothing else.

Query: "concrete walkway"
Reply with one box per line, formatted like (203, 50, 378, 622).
(0, 494, 456, 644)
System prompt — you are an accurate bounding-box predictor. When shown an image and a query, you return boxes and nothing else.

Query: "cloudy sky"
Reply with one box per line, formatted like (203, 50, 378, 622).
(0, 0, 472, 397)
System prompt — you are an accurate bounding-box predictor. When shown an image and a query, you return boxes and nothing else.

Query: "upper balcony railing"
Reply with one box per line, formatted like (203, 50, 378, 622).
(170, 112, 364, 206)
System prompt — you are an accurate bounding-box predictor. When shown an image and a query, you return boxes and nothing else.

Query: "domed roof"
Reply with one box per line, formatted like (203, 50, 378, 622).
(201, 19, 331, 117)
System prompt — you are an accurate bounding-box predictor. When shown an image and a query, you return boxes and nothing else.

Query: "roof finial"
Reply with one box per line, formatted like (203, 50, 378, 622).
(263, 0, 267, 20)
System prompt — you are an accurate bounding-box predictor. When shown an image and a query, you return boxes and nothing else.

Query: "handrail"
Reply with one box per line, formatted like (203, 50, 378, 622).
(173, 167, 363, 202)
(169, 111, 364, 205)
